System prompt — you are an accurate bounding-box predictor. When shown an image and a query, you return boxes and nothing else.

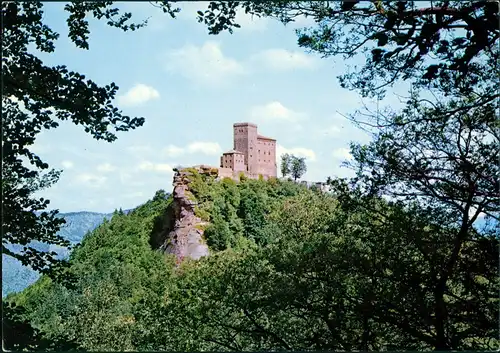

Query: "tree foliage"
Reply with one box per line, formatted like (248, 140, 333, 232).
(2, 301, 80, 351)
(1, 1, 178, 274)
(157, 184, 498, 351)
(7, 177, 497, 351)
(280, 153, 292, 177)
(290, 155, 308, 181)
(2, 99, 68, 274)
(194, 5, 499, 350)
(280, 153, 307, 181)
(197, 1, 498, 100)
(4, 2, 499, 351)
(349, 93, 499, 221)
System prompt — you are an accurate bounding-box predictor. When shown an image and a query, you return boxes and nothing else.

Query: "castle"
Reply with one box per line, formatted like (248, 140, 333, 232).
(218, 122, 277, 180)
(181, 121, 331, 191)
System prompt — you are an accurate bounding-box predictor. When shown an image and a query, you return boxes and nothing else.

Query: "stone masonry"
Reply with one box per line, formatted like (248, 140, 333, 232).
(219, 122, 277, 179)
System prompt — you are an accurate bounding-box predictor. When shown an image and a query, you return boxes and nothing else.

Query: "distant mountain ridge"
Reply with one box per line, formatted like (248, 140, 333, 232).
(2, 211, 114, 297)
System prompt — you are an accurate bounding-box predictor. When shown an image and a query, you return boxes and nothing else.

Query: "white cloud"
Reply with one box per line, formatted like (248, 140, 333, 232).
(61, 145, 106, 161)
(119, 171, 145, 187)
(250, 49, 318, 71)
(285, 13, 317, 29)
(75, 173, 107, 188)
(61, 160, 74, 169)
(96, 163, 117, 173)
(277, 144, 316, 162)
(187, 142, 222, 156)
(316, 124, 344, 139)
(124, 191, 145, 199)
(138, 161, 174, 173)
(127, 145, 153, 156)
(332, 147, 353, 160)
(117, 83, 160, 107)
(162, 142, 221, 157)
(165, 41, 247, 86)
(249, 101, 306, 123)
(163, 144, 185, 157)
(325, 125, 342, 135)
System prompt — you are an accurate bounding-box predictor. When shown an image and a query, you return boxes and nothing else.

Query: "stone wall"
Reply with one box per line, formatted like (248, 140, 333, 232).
(218, 167, 235, 180)
(257, 137, 277, 177)
(299, 180, 331, 193)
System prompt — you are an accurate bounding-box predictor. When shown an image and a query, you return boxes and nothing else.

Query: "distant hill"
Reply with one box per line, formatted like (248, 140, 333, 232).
(2, 211, 113, 297)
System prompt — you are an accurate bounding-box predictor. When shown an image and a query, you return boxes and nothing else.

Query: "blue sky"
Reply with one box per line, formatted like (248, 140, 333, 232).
(29, 2, 406, 213)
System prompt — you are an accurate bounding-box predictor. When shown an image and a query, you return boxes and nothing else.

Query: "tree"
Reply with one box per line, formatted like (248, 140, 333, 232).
(343, 94, 499, 349)
(1, 2, 179, 274)
(290, 156, 307, 181)
(158, 186, 497, 351)
(349, 94, 499, 222)
(2, 100, 67, 274)
(280, 153, 292, 177)
(2, 301, 80, 351)
(197, 1, 498, 102)
(195, 2, 499, 349)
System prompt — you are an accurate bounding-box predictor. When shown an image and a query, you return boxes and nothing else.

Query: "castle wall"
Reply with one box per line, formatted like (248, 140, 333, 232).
(221, 152, 245, 171)
(218, 167, 235, 179)
(233, 153, 246, 172)
(200, 165, 276, 183)
(256, 137, 277, 177)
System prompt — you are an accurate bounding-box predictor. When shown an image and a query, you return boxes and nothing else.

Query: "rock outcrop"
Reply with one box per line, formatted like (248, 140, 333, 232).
(160, 166, 215, 263)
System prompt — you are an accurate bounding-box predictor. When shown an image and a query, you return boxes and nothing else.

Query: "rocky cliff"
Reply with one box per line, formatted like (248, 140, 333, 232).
(159, 166, 217, 263)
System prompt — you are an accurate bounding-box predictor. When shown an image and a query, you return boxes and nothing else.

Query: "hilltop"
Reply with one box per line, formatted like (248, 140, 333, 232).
(4, 169, 497, 351)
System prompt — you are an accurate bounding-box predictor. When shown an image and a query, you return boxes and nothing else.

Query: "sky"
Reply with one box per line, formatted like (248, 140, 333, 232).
(28, 2, 407, 213)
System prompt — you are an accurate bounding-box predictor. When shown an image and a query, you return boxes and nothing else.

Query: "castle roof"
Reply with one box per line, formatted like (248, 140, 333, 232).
(234, 122, 257, 128)
(223, 149, 244, 155)
(257, 134, 276, 141)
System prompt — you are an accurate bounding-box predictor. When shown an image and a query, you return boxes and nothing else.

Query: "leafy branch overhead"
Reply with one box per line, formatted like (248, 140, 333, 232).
(197, 1, 498, 99)
(2, 1, 498, 352)
(1, 1, 177, 274)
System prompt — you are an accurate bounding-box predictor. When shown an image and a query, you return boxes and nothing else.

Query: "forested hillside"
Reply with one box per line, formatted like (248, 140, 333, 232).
(4, 173, 498, 351)
(3, 1, 498, 352)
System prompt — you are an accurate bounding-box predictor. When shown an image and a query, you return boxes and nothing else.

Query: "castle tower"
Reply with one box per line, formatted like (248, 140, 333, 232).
(256, 134, 277, 178)
(233, 122, 258, 174)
